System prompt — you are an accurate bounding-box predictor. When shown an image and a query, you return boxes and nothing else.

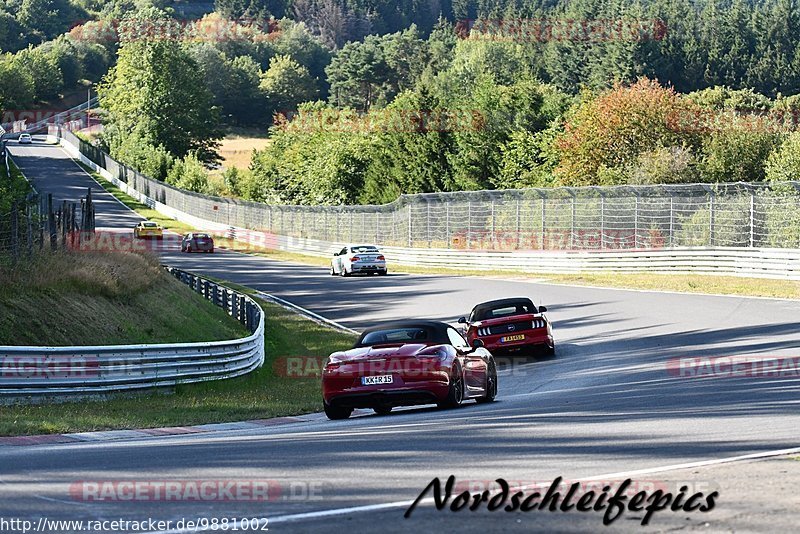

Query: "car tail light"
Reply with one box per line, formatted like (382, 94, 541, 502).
(324, 359, 341, 371)
(350, 256, 360, 262)
(417, 348, 447, 359)
(477, 327, 490, 336)
(532, 319, 546, 329)
(377, 255, 385, 260)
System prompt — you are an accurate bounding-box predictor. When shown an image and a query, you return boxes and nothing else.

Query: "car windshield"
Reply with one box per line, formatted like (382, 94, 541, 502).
(143, 222, 157, 227)
(358, 327, 432, 346)
(196, 234, 210, 238)
(351, 245, 379, 253)
(472, 301, 537, 321)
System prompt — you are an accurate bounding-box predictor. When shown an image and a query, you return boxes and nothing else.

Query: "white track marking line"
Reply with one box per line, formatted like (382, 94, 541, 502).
(152, 446, 800, 532)
(464, 275, 800, 302)
(256, 292, 359, 334)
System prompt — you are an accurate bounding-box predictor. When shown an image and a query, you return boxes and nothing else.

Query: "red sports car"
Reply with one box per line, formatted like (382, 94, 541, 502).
(322, 320, 498, 420)
(459, 297, 554, 356)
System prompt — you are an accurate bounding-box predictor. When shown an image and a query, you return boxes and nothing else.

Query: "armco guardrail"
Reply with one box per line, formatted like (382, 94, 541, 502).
(52, 129, 800, 280)
(0, 268, 264, 398)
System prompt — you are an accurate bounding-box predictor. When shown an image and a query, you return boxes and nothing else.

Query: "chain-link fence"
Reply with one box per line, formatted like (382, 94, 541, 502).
(59, 128, 800, 251)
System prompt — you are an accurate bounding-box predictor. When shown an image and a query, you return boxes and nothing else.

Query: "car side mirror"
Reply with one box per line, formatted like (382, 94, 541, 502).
(538, 306, 547, 313)
(457, 317, 466, 324)
(332, 252, 338, 256)
(471, 338, 484, 349)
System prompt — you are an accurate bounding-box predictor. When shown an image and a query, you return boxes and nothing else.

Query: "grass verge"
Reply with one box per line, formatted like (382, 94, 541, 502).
(82, 163, 800, 300)
(0, 298, 354, 436)
(0, 156, 32, 211)
(0, 251, 247, 346)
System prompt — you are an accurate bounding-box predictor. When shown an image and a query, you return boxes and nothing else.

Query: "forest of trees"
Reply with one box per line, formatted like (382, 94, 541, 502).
(6, 0, 800, 205)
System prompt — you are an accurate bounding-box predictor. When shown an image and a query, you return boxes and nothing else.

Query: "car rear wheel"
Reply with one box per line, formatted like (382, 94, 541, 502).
(187, 245, 192, 253)
(340, 266, 350, 277)
(438, 365, 464, 409)
(477, 362, 497, 404)
(330, 265, 336, 276)
(373, 406, 392, 416)
(379, 270, 388, 276)
(324, 403, 352, 420)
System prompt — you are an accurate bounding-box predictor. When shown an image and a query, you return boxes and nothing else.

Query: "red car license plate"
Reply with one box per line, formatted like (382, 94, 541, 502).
(362, 375, 393, 386)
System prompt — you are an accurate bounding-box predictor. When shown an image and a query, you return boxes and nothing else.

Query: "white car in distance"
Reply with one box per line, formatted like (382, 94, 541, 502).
(18, 133, 32, 144)
(331, 244, 387, 277)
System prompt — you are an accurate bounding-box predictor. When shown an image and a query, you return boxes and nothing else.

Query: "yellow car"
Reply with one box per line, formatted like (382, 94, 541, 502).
(133, 221, 163, 239)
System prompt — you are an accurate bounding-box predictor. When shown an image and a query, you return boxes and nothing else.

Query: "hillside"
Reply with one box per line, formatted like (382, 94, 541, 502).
(0, 251, 247, 345)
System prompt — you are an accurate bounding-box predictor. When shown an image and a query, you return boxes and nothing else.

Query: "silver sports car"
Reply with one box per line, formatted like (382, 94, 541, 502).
(330, 244, 387, 276)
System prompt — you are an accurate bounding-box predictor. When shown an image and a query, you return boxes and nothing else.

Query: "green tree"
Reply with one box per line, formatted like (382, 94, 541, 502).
(166, 152, 211, 193)
(554, 79, 694, 185)
(765, 132, 800, 182)
(259, 54, 318, 115)
(0, 54, 35, 109)
(98, 9, 221, 162)
(13, 45, 63, 100)
(18, 0, 82, 43)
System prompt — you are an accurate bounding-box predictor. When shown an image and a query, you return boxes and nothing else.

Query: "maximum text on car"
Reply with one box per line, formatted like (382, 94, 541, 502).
(330, 244, 387, 276)
(322, 320, 498, 419)
(460, 297, 554, 356)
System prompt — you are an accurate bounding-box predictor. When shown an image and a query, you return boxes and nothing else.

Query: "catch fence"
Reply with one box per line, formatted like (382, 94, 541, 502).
(56, 128, 800, 251)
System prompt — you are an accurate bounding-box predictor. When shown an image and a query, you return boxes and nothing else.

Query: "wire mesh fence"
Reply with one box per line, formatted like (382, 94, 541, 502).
(59, 127, 800, 251)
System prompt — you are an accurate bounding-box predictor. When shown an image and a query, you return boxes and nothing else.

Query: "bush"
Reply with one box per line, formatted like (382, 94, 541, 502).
(554, 79, 695, 186)
(165, 153, 211, 194)
(222, 167, 243, 197)
(629, 146, 698, 184)
(699, 131, 781, 182)
(676, 194, 754, 247)
(765, 132, 800, 182)
(762, 188, 800, 248)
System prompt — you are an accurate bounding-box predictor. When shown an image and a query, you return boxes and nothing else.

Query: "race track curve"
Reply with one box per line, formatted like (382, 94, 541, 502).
(2, 138, 799, 533)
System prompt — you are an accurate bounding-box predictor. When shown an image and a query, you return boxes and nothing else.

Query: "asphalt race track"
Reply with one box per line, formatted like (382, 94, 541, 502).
(2, 138, 799, 533)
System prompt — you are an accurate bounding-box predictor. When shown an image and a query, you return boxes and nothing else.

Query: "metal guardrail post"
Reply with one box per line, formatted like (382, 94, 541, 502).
(748, 186, 755, 248)
(466, 200, 472, 249)
(445, 201, 451, 248)
(490, 199, 495, 248)
(540, 194, 546, 250)
(702, 184, 715, 247)
(634, 189, 640, 249)
(407, 204, 412, 248)
(567, 188, 576, 250)
(427, 201, 432, 248)
(600, 193, 605, 249)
